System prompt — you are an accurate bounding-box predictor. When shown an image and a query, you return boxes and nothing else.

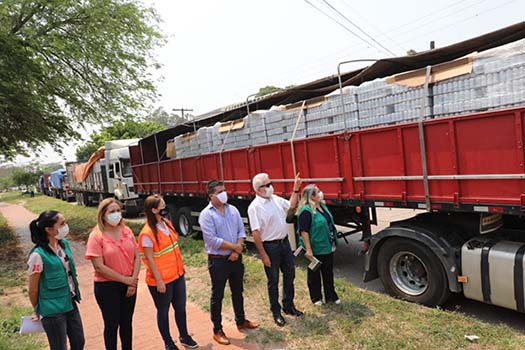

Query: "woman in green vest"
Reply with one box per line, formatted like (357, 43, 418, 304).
(297, 185, 341, 305)
(27, 210, 85, 350)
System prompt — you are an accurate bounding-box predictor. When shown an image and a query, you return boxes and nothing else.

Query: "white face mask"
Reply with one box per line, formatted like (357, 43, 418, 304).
(265, 185, 274, 197)
(107, 212, 122, 226)
(216, 191, 228, 204)
(318, 191, 324, 201)
(55, 224, 69, 240)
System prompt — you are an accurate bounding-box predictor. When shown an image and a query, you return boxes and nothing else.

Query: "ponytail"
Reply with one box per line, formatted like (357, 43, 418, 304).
(29, 211, 61, 255)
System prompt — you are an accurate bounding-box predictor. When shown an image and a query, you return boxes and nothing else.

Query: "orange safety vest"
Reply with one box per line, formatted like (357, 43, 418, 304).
(138, 219, 185, 286)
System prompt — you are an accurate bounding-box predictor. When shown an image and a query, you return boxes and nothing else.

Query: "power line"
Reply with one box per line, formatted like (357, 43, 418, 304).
(318, 0, 397, 56)
(394, 0, 519, 47)
(303, 0, 391, 56)
(381, 0, 492, 41)
(336, 0, 407, 52)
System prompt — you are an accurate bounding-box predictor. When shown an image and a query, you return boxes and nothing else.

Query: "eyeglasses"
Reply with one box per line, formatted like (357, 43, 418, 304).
(258, 182, 273, 189)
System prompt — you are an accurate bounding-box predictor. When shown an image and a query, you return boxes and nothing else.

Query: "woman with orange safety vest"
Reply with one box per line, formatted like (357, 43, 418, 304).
(138, 195, 198, 350)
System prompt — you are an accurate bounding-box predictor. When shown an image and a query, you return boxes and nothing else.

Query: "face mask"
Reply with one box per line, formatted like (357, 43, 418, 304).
(265, 185, 274, 197)
(318, 191, 324, 201)
(107, 212, 122, 226)
(159, 207, 169, 217)
(55, 224, 69, 240)
(216, 191, 228, 204)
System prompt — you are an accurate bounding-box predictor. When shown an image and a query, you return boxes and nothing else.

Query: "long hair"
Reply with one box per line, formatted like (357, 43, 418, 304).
(29, 210, 62, 255)
(96, 197, 124, 234)
(296, 184, 318, 215)
(144, 194, 163, 243)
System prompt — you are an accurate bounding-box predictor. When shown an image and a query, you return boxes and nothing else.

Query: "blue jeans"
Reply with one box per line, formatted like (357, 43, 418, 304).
(94, 281, 137, 350)
(262, 237, 296, 316)
(41, 301, 85, 350)
(148, 275, 189, 350)
(208, 256, 246, 333)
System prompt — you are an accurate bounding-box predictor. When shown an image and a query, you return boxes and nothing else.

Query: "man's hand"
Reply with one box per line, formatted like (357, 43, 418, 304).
(293, 172, 302, 192)
(261, 253, 271, 267)
(234, 243, 243, 254)
(228, 252, 239, 261)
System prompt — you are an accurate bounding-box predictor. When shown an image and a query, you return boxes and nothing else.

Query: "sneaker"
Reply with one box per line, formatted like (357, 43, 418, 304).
(313, 300, 323, 306)
(334, 299, 342, 305)
(179, 336, 199, 349)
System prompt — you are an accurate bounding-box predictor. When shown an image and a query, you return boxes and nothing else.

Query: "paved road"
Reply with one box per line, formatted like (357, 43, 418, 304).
(332, 208, 525, 331)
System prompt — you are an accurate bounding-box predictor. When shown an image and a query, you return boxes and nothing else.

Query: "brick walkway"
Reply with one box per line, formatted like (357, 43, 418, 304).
(0, 203, 258, 350)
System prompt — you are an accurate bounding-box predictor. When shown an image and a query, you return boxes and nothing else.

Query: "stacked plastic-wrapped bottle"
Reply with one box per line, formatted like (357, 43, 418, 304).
(167, 39, 525, 159)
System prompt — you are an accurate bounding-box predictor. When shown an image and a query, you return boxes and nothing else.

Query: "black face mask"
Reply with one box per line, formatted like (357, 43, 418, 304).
(159, 208, 169, 218)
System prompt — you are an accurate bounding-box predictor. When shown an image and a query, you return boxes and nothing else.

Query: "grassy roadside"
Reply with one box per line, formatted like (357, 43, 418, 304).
(3, 192, 525, 349)
(0, 192, 143, 240)
(181, 236, 525, 349)
(0, 211, 45, 350)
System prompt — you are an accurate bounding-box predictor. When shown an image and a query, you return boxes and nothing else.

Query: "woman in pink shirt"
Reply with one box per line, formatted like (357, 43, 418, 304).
(85, 198, 140, 350)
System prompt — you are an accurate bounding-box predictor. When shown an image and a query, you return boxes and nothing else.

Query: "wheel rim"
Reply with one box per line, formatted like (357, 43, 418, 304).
(389, 251, 429, 296)
(178, 214, 190, 236)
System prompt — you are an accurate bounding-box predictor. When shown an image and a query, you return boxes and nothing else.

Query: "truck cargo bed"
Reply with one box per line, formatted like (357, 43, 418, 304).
(131, 106, 525, 215)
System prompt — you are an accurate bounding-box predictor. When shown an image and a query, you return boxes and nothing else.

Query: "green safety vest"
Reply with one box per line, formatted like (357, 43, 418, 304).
(33, 239, 81, 317)
(298, 204, 337, 255)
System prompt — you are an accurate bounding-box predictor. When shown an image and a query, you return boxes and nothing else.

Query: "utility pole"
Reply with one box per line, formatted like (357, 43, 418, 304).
(172, 108, 194, 121)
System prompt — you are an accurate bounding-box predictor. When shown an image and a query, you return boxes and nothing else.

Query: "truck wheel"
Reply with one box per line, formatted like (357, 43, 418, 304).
(377, 238, 450, 307)
(174, 207, 193, 237)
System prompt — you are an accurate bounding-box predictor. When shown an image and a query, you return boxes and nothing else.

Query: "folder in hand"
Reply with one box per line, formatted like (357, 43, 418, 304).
(293, 246, 322, 271)
(20, 316, 44, 334)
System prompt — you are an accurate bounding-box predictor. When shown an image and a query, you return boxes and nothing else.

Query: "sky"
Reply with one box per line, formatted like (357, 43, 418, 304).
(12, 0, 525, 165)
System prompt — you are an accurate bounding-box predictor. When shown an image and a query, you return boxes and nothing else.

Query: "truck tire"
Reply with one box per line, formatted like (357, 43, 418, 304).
(174, 207, 193, 237)
(377, 238, 450, 307)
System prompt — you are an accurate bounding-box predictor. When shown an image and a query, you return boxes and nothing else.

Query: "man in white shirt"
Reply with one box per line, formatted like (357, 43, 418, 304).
(247, 172, 303, 327)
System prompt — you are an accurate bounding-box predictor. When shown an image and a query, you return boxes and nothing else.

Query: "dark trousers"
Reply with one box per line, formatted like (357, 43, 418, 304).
(148, 275, 188, 349)
(41, 301, 85, 350)
(262, 237, 296, 316)
(307, 253, 339, 303)
(94, 281, 137, 350)
(208, 255, 246, 333)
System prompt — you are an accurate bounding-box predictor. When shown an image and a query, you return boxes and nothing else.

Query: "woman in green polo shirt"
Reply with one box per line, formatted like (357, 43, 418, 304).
(27, 210, 85, 350)
(297, 185, 341, 306)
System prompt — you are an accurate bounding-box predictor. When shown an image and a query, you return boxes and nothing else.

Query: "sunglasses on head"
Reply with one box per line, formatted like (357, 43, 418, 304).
(258, 182, 273, 189)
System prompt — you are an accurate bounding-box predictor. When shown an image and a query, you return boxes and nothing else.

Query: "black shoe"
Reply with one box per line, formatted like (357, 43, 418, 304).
(283, 307, 304, 316)
(179, 335, 199, 349)
(273, 313, 286, 327)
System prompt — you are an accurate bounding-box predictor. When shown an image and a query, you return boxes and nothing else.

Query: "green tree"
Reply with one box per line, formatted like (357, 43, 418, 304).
(147, 107, 191, 128)
(75, 118, 165, 162)
(255, 85, 283, 98)
(10, 168, 39, 187)
(0, 0, 164, 159)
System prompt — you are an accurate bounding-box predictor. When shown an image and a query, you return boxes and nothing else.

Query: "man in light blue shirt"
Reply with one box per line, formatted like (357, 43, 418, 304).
(198, 180, 259, 345)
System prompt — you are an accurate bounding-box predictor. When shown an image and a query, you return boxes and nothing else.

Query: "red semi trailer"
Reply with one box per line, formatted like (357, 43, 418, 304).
(130, 25, 525, 311)
(131, 106, 525, 310)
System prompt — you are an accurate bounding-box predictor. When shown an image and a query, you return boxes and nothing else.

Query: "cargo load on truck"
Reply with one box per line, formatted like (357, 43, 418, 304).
(166, 39, 525, 159)
(67, 139, 142, 215)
